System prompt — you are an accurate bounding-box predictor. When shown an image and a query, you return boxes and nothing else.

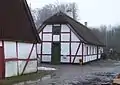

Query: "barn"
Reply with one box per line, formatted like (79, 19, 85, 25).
(37, 12, 104, 65)
(0, 0, 41, 79)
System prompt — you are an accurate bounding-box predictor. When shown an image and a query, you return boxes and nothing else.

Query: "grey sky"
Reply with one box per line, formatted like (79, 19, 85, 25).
(27, 0, 120, 28)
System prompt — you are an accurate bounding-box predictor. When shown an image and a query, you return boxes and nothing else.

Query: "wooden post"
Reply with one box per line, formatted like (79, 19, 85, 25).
(70, 28, 71, 63)
(72, 43, 81, 63)
(0, 41, 5, 79)
(97, 46, 98, 59)
(81, 43, 84, 65)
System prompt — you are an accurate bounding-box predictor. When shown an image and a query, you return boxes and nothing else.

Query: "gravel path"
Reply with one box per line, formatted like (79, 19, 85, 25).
(14, 60, 120, 85)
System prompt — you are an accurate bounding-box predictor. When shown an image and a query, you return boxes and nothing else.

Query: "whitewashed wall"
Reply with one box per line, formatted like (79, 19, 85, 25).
(83, 55, 97, 63)
(42, 55, 51, 62)
(39, 24, 100, 64)
(43, 25, 52, 32)
(37, 44, 41, 54)
(61, 43, 69, 55)
(71, 56, 82, 63)
(4, 41, 37, 77)
(71, 31, 79, 41)
(42, 43, 51, 62)
(61, 25, 70, 32)
(61, 43, 69, 63)
(53, 35, 60, 41)
(18, 43, 37, 75)
(61, 56, 70, 63)
(82, 44, 98, 63)
(43, 34, 52, 41)
(4, 41, 17, 77)
(21, 61, 37, 74)
(4, 42, 16, 59)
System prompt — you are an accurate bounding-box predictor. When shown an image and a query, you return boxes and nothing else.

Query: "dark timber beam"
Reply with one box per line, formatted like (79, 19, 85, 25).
(82, 43, 84, 64)
(72, 42, 81, 63)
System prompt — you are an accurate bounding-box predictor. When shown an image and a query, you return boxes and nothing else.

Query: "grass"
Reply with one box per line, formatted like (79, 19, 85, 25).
(0, 71, 52, 85)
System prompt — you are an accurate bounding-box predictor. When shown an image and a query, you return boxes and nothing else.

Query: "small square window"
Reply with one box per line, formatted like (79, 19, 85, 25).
(52, 26, 61, 35)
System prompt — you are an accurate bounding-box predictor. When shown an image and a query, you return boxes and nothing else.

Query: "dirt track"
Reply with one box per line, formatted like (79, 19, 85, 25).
(14, 60, 120, 85)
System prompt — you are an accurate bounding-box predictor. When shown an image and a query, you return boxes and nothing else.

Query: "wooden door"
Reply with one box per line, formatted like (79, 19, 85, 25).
(51, 42, 60, 64)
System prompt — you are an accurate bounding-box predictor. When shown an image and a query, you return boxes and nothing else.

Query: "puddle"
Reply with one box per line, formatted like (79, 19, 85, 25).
(13, 74, 52, 85)
(13, 66, 57, 85)
(41, 75, 51, 81)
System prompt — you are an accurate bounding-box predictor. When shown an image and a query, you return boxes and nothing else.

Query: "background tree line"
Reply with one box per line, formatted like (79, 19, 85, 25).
(91, 25, 120, 53)
(31, 2, 78, 28)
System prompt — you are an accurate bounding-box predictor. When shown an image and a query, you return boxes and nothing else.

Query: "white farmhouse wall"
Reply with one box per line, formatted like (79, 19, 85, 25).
(53, 35, 60, 41)
(4, 41, 37, 77)
(42, 43, 51, 54)
(39, 24, 100, 64)
(61, 56, 70, 63)
(18, 42, 37, 74)
(61, 43, 69, 55)
(82, 44, 98, 63)
(23, 61, 37, 74)
(37, 44, 41, 54)
(71, 31, 79, 41)
(42, 55, 51, 62)
(61, 25, 70, 32)
(18, 43, 35, 59)
(71, 56, 82, 63)
(42, 42, 51, 62)
(4, 41, 17, 77)
(61, 34, 70, 41)
(5, 61, 17, 77)
(71, 43, 79, 55)
(43, 34, 52, 41)
(43, 25, 52, 32)
(4, 42, 16, 58)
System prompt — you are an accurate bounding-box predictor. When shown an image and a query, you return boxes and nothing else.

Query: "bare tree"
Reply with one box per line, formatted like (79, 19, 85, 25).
(31, 3, 78, 28)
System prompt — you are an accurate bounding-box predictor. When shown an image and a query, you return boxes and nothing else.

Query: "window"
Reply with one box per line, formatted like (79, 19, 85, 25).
(86, 46, 88, 55)
(52, 26, 61, 35)
(89, 46, 91, 55)
(92, 47, 94, 54)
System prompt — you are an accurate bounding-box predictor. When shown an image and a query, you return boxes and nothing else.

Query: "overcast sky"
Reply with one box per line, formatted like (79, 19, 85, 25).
(27, 0, 120, 28)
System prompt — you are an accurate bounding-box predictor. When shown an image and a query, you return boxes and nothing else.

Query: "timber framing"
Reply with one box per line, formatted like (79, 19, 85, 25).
(37, 12, 104, 64)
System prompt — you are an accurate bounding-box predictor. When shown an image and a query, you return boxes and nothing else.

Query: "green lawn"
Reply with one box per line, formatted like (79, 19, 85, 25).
(0, 71, 52, 85)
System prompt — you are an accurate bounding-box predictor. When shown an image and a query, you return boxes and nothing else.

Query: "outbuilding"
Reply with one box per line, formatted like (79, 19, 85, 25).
(0, 0, 41, 79)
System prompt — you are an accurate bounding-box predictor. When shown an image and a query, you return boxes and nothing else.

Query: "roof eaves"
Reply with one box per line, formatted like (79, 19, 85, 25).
(23, 0, 41, 43)
(63, 13, 104, 46)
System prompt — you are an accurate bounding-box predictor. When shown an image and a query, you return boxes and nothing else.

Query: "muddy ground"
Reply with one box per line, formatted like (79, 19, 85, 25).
(14, 60, 120, 85)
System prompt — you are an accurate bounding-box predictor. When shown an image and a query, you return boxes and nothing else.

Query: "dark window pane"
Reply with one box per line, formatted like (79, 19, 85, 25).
(53, 26, 61, 35)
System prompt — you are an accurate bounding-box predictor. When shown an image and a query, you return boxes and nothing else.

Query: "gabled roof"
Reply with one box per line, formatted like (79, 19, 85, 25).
(38, 12, 104, 46)
(0, 0, 41, 43)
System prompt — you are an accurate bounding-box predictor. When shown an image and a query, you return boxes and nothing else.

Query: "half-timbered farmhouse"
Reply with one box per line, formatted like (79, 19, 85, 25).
(0, 0, 41, 79)
(38, 12, 104, 65)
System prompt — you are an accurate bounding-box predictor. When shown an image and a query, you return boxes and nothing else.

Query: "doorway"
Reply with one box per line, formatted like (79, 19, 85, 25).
(51, 42, 60, 64)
